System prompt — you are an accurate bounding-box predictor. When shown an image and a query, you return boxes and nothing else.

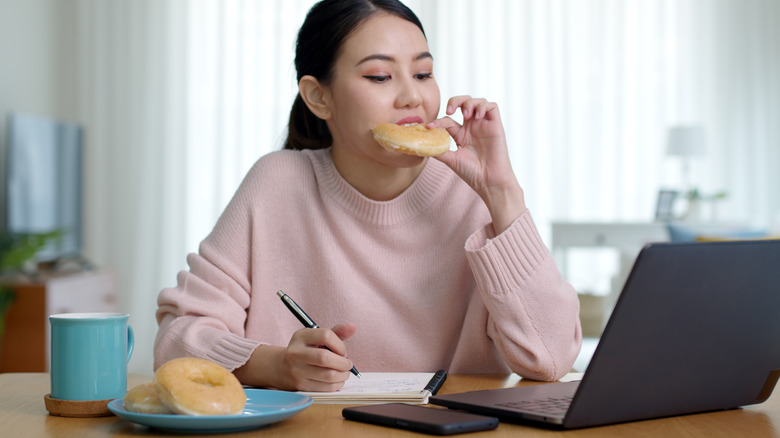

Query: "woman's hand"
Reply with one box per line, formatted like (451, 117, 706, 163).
(431, 96, 527, 234)
(234, 323, 357, 391)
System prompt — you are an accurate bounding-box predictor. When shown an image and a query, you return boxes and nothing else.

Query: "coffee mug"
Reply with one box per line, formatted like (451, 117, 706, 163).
(49, 312, 134, 401)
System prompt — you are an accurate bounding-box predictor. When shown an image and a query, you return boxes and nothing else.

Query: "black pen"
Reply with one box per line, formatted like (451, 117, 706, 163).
(423, 370, 447, 395)
(277, 290, 361, 378)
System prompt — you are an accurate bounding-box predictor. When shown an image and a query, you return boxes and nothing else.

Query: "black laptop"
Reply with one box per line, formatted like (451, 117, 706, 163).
(431, 240, 780, 429)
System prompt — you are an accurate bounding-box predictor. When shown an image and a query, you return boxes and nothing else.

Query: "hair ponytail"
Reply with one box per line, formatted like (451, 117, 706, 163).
(284, 94, 332, 150)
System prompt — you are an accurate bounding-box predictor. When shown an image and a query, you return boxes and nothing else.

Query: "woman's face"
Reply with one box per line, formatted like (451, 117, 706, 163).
(323, 13, 441, 167)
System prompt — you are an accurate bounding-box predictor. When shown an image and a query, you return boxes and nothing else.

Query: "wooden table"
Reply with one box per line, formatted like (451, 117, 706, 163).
(2, 372, 779, 437)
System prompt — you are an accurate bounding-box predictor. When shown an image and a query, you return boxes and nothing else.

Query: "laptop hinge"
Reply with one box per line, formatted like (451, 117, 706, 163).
(757, 369, 780, 402)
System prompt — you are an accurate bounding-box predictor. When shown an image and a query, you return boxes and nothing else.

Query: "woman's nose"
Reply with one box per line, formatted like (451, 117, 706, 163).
(395, 77, 423, 108)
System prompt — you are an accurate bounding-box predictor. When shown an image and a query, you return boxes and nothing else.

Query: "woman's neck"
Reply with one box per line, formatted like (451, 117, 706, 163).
(330, 147, 426, 201)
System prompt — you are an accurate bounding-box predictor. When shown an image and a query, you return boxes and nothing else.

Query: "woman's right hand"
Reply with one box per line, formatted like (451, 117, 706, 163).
(234, 323, 357, 391)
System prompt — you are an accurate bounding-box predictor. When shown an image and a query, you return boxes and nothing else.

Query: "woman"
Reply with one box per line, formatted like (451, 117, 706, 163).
(155, 0, 582, 392)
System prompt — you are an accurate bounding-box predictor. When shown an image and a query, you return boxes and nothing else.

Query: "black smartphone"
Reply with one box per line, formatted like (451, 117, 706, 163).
(342, 403, 499, 435)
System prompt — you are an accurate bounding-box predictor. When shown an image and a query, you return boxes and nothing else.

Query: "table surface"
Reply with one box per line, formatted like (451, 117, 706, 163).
(2, 372, 780, 437)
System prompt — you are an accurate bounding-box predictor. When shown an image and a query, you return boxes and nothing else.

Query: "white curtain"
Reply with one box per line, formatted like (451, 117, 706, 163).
(73, 0, 780, 372)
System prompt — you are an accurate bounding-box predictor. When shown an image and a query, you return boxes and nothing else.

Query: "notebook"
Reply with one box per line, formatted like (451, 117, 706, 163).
(300, 371, 446, 404)
(431, 240, 780, 429)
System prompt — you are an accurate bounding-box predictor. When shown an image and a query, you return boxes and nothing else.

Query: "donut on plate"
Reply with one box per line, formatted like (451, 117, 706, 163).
(153, 357, 246, 416)
(124, 382, 173, 414)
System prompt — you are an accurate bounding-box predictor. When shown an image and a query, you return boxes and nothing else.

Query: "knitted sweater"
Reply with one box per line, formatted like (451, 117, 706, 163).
(154, 148, 582, 381)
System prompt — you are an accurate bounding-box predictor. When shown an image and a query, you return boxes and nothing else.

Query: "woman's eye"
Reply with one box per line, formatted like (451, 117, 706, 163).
(363, 75, 390, 83)
(415, 73, 433, 80)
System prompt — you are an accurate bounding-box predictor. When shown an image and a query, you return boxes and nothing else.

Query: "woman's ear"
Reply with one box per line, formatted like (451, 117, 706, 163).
(298, 75, 332, 120)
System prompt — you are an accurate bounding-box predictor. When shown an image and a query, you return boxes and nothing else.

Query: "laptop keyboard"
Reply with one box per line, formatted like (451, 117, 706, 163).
(495, 396, 573, 416)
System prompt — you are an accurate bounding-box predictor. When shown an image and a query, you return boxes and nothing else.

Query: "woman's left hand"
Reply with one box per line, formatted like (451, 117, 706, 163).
(431, 96, 527, 234)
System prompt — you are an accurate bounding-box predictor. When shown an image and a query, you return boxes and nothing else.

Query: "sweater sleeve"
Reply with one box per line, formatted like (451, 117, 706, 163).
(153, 159, 270, 371)
(464, 211, 582, 381)
(153, 251, 262, 371)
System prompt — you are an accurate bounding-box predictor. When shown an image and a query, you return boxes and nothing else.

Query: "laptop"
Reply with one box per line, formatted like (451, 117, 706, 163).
(431, 239, 780, 429)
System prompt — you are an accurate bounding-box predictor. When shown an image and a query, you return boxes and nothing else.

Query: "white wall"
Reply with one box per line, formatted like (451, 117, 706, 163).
(0, 0, 82, 231)
(4, 1, 779, 375)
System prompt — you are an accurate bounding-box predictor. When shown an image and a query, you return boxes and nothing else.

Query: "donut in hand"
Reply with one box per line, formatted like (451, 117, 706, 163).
(373, 123, 450, 157)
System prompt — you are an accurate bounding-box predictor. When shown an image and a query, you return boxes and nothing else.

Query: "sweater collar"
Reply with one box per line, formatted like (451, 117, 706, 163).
(305, 148, 452, 227)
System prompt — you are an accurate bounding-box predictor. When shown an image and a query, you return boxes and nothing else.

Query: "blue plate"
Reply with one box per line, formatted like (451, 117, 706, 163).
(107, 388, 312, 433)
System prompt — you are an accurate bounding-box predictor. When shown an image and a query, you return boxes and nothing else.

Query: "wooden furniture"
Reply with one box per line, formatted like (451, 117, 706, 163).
(0, 269, 117, 372)
(2, 372, 779, 437)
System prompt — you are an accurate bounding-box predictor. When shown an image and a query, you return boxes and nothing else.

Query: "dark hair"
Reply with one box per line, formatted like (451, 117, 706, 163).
(283, 0, 426, 150)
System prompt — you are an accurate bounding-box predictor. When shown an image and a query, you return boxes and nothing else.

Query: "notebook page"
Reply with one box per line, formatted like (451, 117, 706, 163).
(299, 372, 435, 404)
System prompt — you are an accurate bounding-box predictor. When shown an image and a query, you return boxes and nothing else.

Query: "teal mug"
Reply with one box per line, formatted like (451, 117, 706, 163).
(49, 312, 134, 401)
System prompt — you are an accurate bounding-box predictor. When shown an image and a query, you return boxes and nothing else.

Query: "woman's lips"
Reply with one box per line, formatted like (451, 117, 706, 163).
(396, 116, 424, 126)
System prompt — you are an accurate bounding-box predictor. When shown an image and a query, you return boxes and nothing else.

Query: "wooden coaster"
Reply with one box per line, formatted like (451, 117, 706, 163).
(44, 394, 115, 418)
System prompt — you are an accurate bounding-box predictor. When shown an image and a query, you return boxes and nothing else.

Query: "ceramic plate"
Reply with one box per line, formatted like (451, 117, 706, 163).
(107, 389, 312, 433)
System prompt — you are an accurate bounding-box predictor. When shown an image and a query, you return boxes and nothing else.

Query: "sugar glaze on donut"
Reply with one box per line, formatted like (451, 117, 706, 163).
(373, 123, 450, 157)
(124, 382, 174, 414)
(154, 357, 246, 416)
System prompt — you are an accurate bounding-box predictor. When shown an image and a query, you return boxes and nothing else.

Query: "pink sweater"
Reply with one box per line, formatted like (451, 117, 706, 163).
(155, 149, 582, 381)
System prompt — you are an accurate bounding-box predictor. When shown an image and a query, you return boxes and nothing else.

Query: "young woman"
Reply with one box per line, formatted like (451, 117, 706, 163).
(154, 0, 582, 392)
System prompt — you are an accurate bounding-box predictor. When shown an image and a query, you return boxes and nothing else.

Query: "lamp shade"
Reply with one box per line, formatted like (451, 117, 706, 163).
(666, 125, 706, 157)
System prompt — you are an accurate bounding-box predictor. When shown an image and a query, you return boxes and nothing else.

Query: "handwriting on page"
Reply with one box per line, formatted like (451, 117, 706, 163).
(298, 372, 437, 404)
(338, 373, 434, 394)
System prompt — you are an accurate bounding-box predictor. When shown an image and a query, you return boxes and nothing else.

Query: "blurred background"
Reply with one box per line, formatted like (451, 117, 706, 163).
(0, 0, 778, 374)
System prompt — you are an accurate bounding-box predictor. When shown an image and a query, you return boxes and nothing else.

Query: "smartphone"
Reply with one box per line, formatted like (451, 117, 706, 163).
(343, 403, 499, 435)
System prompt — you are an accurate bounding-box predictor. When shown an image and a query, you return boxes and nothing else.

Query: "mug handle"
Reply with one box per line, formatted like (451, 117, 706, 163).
(126, 325, 135, 362)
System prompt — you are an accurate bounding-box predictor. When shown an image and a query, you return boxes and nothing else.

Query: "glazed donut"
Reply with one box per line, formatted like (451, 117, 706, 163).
(373, 123, 450, 157)
(154, 357, 246, 416)
(124, 382, 173, 414)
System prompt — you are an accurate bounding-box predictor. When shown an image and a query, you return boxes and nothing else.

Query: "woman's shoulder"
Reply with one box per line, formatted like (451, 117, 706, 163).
(215, 149, 328, 225)
(250, 149, 316, 174)
(242, 149, 324, 188)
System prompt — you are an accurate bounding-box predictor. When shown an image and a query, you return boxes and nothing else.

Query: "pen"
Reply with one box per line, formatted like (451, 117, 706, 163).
(277, 290, 361, 378)
(423, 370, 447, 395)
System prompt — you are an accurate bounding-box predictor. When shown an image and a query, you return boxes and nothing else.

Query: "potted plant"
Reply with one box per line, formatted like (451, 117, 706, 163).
(683, 188, 728, 221)
(0, 231, 63, 348)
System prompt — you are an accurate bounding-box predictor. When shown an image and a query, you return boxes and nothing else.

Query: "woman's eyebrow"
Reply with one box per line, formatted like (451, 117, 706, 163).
(355, 51, 433, 66)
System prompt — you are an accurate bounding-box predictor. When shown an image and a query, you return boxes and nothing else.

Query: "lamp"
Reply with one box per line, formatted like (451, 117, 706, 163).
(666, 125, 706, 191)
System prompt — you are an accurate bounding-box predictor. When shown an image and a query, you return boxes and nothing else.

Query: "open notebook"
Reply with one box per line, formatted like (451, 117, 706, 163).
(299, 371, 446, 404)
